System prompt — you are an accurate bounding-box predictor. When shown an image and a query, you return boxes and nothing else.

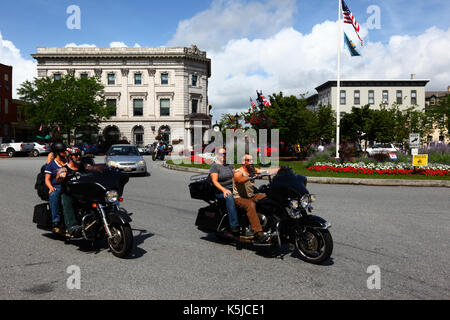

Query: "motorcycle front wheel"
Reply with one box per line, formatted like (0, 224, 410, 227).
(294, 227, 333, 264)
(108, 223, 133, 258)
(152, 153, 157, 161)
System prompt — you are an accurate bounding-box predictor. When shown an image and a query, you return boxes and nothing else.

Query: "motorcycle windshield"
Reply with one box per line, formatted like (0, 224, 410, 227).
(269, 167, 309, 200)
(67, 169, 129, 201)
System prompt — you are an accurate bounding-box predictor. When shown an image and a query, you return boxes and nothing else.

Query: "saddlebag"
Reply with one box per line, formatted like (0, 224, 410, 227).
(195, 204, 225, 232)
(189, 174, 217, 202)
(33, 203, 52, 227)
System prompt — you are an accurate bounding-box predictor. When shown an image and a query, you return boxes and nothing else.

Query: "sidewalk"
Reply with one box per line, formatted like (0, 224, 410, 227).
(162, 162, 450, 188)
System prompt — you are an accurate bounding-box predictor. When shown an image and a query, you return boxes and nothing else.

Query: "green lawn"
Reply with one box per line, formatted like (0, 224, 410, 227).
(166, 160, 450, 181)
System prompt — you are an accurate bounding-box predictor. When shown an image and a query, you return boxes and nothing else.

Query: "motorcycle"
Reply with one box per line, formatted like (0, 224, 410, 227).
(33, 165, 134, 258)
(152, 142, 172, 161)
(189, 166, 333, 264)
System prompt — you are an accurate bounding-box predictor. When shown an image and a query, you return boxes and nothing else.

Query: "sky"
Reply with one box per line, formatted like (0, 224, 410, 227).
(1, 0, 449, 121)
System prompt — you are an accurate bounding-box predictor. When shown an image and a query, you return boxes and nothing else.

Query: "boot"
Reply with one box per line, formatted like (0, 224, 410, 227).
(254, 231, 269, 243)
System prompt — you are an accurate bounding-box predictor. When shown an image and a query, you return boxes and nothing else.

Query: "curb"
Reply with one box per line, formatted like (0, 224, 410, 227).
(161, 163, 450, 188)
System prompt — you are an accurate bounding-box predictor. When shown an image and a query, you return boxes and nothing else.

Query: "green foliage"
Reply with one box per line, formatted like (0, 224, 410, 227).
(426, 94, 450, 139)
(17, 74, 112, 142)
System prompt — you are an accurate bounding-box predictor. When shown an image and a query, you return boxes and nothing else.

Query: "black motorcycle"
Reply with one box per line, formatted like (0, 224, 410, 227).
(33, 165, 134, 258)
(189, 167, 333, 264)
(152, 143, 168, 161)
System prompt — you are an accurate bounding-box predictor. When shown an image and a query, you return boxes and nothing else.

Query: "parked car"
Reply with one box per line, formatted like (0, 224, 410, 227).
(105, 144, 147, 175)
(32, 142, 51, 157)
(75, 142, 98, 155)
(0, 137, 35, 157)
(365, 143, 398, 156)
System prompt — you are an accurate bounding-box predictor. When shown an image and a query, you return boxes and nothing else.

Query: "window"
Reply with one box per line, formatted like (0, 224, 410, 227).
(354, 90, 360, 105)
(160, 98, 170, 116)
(53, 73, 61, 81)
(4, 74, 9, 89)
(192, 75, 198, 86)
(368, 90, 374, 105)
(134, 73, 142, 85)
(108, 73, 115, 85)
(411, 90, 417, 105)
(80, 73, 88, 79)
(5, 99, 8, 114)
(340, 90, 346, 105)
(133, 126, 144, 147)
(133, 99, 143, 116)
(161, 73, 168, 85)
(396, 90, 402, 104)
(106, 99, 117, 117)
(192, 99, 198, 113)
(382, 90, 389, 105)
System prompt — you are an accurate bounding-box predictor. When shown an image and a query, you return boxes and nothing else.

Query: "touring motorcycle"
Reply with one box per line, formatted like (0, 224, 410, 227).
(189, 166, 333, 264)
(33, 165, 134, 258)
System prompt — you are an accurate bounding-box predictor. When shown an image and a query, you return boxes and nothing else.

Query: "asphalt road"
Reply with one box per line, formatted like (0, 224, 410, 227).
(0, 156, 449, 300)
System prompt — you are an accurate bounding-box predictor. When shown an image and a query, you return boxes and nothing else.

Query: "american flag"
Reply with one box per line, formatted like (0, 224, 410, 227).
(342, 0, 363, 46)
(250, 97, 256, 112)
(260, 94, 271, 107)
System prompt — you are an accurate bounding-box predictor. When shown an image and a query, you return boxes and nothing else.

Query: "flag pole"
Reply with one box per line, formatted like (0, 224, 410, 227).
(336, 0, 342, 159)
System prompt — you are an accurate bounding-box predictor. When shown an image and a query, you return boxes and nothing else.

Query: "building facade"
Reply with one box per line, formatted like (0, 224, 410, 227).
(425, 86, 449, 143)
(32, 46, 212, 152)
(308, 79, 429, 114)
(0, 63, 13, 139)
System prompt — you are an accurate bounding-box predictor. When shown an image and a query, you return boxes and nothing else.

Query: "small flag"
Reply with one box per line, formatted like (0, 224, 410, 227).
(250, 97, 256, 112)
(344, 32, 361, 56)
(39, 124, 43, 131)
(342, 0, 363, 46)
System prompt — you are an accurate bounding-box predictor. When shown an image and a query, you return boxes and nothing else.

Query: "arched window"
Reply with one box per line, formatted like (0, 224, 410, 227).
(133, 126, 144, 146)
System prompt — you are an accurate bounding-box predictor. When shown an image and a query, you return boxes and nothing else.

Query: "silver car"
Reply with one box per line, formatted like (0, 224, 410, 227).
(105, 144, 148, 175)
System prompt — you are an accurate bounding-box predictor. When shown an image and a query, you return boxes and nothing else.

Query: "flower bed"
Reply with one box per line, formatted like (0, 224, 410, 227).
(308, 162, 450, 176)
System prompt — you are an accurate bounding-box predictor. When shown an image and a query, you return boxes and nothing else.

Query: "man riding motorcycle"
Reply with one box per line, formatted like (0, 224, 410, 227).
(56, 148, 85, 237)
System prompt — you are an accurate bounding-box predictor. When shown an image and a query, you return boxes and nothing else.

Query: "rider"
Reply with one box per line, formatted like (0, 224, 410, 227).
(56, 148, 85, 237)
(209, 147, 240, 234)
(233, 154, 279, 243)
(44, 142, 68, 233)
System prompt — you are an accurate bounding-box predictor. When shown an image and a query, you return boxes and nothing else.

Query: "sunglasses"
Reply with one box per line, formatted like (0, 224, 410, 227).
(218, 152, 226, 156)
(244, 158, 253, 162)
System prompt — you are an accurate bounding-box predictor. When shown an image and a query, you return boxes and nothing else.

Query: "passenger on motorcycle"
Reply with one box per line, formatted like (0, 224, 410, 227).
(56, 148, 86, 237)
(44, 142, 68, 233)
(209, 147, 240, 234)
(233, 154, 279, 243)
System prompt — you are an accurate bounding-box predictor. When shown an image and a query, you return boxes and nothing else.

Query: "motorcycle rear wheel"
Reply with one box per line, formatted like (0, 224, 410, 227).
(294, 227, 333, 264)
(108, 223, 133, 258)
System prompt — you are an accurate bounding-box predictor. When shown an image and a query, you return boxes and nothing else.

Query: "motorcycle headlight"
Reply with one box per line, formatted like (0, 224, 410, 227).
(300, 194, 316, 209)
(290, 199, 299, 210)
(106, 190, 119, 203)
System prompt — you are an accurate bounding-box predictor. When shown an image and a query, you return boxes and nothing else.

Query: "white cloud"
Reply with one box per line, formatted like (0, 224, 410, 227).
(168, 0, 297, 51)
(0, 32, 36, 98)
(109, 41, 127, 48)
(206, 23, 450, 119)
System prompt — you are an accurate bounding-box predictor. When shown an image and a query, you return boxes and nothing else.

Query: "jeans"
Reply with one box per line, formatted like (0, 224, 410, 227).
(61, 193, 78, 234)
(216, 192, 239, 229)
(48, 185, 62, 224)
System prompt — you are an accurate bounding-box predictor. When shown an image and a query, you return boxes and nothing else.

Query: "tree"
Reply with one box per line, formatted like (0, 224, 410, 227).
(427, 94, 450, 140)
(17, 74, 112, 143)
(316, 104, 336, 144)
(217, 112, 244, 136)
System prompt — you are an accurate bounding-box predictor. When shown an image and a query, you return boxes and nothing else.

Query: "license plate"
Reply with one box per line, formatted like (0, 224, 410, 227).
(123, 167, 132, 172)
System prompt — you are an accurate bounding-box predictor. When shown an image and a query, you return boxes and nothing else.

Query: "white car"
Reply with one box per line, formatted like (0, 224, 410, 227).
(32, 142, 51, 157)
(365, 143, 398, 156)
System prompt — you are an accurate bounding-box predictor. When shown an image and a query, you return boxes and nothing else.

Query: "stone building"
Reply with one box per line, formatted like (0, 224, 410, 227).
(31, 45, 212, 152)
